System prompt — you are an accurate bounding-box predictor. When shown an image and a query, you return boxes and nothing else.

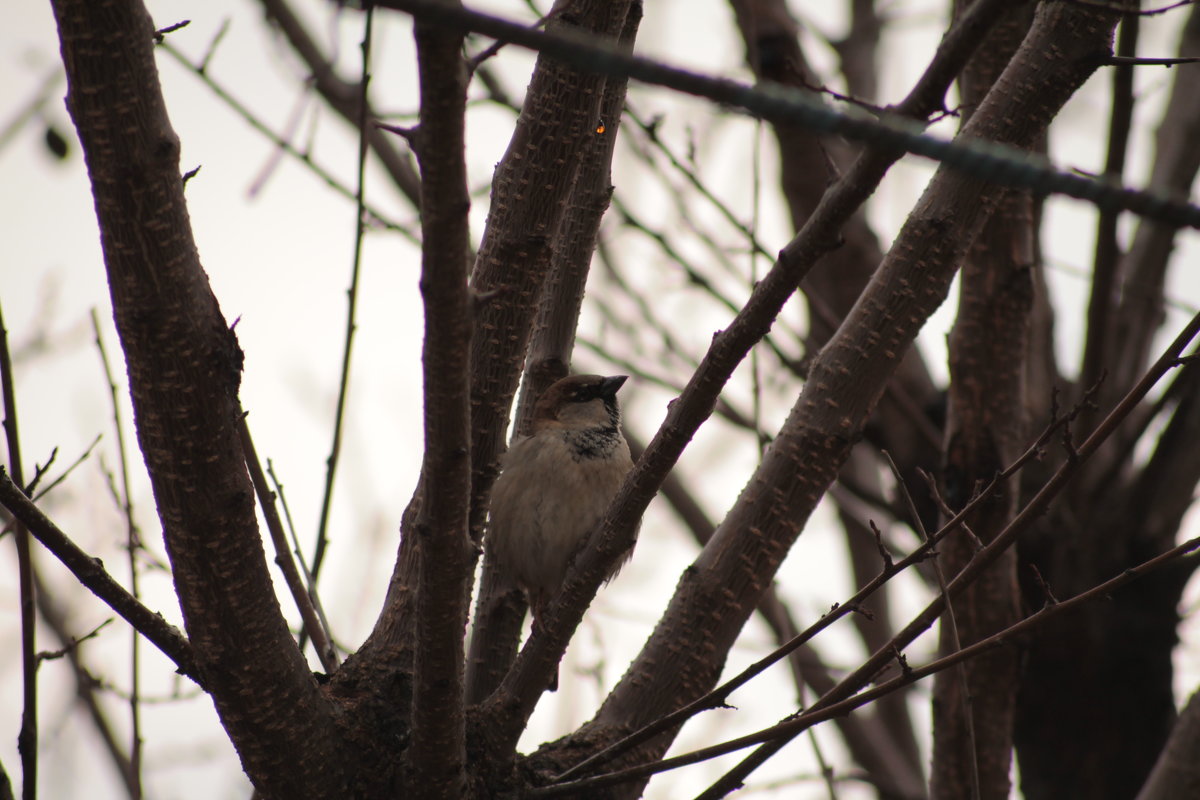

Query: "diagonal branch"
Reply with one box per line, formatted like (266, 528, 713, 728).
(379, 0, 1200, 228)
(555, 401, 1072, 786)
(479, 0, 1026, 755)
(256, 0, 423, 205)
(0, 471, 199, 683)
(705, 303, 1200, 796)
(537, 520, 1200, 796)
(238, 413, 339, 674)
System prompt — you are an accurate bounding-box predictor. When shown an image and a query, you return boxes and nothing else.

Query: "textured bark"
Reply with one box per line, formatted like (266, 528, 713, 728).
(408, 5, 473, 797)
(465, 3, 642, 707)
(929, 5, 1032, 799)
(50, 0, 356, 796)
(537, 4, 1118, 796)
(728, 2, 933, 788)
(41, 0, 1200, 796)
(345, 0, 634, 697)
(1013, 9, 1200, 800)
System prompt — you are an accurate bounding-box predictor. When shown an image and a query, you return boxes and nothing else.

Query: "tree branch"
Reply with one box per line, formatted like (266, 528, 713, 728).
(0, 470, 200, 683)
(466, 2, 643, 706)
(408, 3, 473, 796)
(537, 520, 1200, 796)
(706, 299, 1200, 796)
(256, 0, 423, 206)
(0, 301, 37, 800)
(378, 0, 1200, 228)
(478, 0, 1026, 755)
(49, 0, 348, 793)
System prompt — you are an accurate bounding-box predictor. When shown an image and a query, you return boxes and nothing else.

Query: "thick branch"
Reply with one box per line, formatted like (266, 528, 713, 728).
(540, 520, 1200, 796)
(50, 0, 346, 794)
(466, 2, 642, 706)
(477, 0, 1024, 755)
(350, 0, 634, 683)
(565, 3, 1120, 795)
(709, 297, 1200, 798)
(408, 5, 473, 797)
(930, 4, 1033, 797)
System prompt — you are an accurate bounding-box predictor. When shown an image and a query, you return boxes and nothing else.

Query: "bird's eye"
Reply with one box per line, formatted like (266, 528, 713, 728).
(573, 385, 601, 402)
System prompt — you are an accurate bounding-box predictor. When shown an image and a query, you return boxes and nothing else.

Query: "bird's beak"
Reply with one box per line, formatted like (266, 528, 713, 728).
(600, 375, 628, 398)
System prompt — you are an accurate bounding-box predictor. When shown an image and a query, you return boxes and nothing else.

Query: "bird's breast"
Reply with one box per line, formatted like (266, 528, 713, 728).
(488, 429, 633, 595)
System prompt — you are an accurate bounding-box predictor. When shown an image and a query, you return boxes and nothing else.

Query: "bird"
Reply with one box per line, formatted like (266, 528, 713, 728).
(487, 374, 635, 636)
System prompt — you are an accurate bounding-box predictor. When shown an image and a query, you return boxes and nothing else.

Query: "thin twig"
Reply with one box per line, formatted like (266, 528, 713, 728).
(884, 450, 980, 800)
(308, 5, 376, 599)
(1067, 0, 1195, 17)
(156, 40, 417, 239)
(466, 8, 555, 71)
(0, 69, 64, 154)
(0, 302, 37, 800)
(239, 413, 339, 673)
(89, 308, 144, 799)
(30, 436, 100, 504)
(37, 618, 112, 663)
(32, 568, 137, 797)
(1105, 54, 1200, 65)
(266, 460, 338, 650)
(0, 470, 201, 684)
(538, 526, 1200, 795)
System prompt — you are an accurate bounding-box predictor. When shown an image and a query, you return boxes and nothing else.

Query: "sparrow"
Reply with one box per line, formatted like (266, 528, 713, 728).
(488, 374, 635, 633)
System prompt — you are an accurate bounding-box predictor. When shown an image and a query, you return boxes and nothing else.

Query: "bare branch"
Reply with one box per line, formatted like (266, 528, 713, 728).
(0, 301, 37, 799)
(256, 0, 423, 205)
(50, 0, 350, 792)
(89, 307, 145, 799)
(540, 523, 1200, 796)
(408, 2, 473, 794)
(480, 0, 1033, 754)
(379, 0, 1200, 228)
(0, 470, 200, 684)
(239, 413, 340, 674)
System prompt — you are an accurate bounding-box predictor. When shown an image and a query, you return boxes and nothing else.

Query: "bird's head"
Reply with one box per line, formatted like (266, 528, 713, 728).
(534, 374, 627, 431)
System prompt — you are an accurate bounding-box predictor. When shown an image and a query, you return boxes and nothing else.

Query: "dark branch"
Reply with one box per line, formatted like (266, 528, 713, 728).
(0, 470, 200, 684)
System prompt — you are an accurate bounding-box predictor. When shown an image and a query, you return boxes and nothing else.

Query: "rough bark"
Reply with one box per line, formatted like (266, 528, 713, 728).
(540, 4, 1119, 796)
(341, 0, 634, 688)
(929, 5, 1032, 799)
(465, 2, 642, 707)
(408, 5, 473, 797)
(729, 2, 933, 787)
(50, 0, 357, 795)
(1014, 8, 1200, 799)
